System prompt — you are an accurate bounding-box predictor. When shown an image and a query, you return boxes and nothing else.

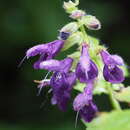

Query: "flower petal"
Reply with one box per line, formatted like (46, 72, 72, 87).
(66, 72, 76, 90)
(73, 82, 93, 111)
(103, 65, 124, 83)
(76, 43, 98, 83)
(100, 50, 124, 66)
(76, 63, 86, 83)
(39, 57, 73, 73)
(100, 50, 113, 65)
(73, 93, 88, 111)
(80, 43, 90, 71)
(111, 55, 124, 66)
(50, 72, 75, 111)
(80, 102, 98, 122)
(33, 53, 48, 69)
(26, 40, 64, 59)
(76, 60, 98, 83)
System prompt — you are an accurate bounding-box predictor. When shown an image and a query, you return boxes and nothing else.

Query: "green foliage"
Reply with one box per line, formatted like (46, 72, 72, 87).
(62, 31, 83, 51)
(114, 87, 130, 103)
(93, 79, 108, 95)
(74, 81, 86, 92)
(85, 110, 130, 130)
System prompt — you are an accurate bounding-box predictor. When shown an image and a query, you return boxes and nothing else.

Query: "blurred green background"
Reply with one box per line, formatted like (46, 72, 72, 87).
(0, 0, 130, 129)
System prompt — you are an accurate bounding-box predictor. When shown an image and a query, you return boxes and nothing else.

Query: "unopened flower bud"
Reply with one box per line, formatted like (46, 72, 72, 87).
(59, 31, 70, 40)
(63, 0, 79, 13)
(70, 10, 85, 19)
(82, 15, 101, 30)
(60, 22, 79, 34)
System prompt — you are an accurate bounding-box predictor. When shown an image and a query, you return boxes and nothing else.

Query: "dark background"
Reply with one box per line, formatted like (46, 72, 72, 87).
(0, 0, 130, 129)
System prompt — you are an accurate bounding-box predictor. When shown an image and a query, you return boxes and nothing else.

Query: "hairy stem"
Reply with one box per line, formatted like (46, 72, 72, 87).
(78, 20, 90, 43)
(107, 83, 122, 111)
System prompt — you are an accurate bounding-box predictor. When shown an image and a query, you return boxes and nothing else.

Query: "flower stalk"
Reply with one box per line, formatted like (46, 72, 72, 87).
(78, 19, 90, 44)
(107, 83, 122, 111)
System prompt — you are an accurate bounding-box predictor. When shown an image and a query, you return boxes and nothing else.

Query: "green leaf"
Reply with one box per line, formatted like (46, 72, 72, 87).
(114, 87, 130, 103)
(86, 110, 130, 130)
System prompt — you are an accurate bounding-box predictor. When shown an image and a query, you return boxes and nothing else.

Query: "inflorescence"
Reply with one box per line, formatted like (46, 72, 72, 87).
(20, 0, 128, 123)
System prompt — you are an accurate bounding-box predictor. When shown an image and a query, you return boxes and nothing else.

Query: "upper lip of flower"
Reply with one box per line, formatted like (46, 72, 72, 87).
(100, 50, 124, 66)
(26, 40, 64, 59)
(39, 57, 73, 73)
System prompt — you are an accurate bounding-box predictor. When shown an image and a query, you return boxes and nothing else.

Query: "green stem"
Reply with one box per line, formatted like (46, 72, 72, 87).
(78, 19, 90, 43)
(107, 83, 122, 111)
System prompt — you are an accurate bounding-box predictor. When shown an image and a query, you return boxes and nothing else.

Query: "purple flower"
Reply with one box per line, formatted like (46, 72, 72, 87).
(38, 57, 76, 111)
(76, 43, 98, 83)
(39, 57, 73, 73)
(100, 50, 124, 83)
(73, 82, 98, 122)
(51, 72, 76, 111)
(26, 40, 64, 69)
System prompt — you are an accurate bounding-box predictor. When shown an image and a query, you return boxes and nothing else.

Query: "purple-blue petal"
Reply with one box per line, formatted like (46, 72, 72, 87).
(80, 102, 98, 122)
(73, 82, 97, 122)
(103, 64, 124, 83)
(76, 60, 98, 83)
(76, 63, 86, 83)
(111, 55, 124, 66)
(66, 72, 76, 90)
(100, 50, 124, 66)
(73, 82, 93, 111)
(33, 53, 48, 69)
(26, 40, 64, 62)
(26, 44, 48, 58)
(73, 93, 89, 111)
(50, 72, 76, 111)
(39, 57, 73, 73)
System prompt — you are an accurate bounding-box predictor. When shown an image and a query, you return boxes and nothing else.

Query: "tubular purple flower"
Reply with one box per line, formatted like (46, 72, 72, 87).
(39, 57, 73, 73)
(73, 82, 98, 122)
(100, 50, 124, 83)
(38, 56, 75, 111)
(76, 43, 98, 83)
(51, 72, 76, 111)
(26, 40, 64, 69)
